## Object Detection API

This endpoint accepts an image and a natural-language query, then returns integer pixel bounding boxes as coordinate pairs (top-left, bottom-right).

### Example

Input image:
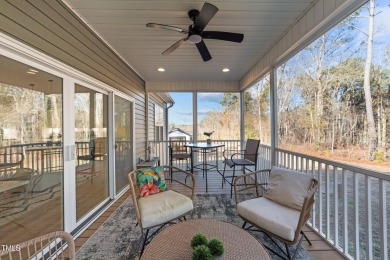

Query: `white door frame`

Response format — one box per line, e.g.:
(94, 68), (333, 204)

(0, 31), (136, 234)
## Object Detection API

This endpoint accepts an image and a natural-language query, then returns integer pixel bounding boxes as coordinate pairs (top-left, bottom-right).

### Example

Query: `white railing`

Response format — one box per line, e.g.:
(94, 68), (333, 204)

(148, 140), (388, 259)
(274, 147), (389, 260)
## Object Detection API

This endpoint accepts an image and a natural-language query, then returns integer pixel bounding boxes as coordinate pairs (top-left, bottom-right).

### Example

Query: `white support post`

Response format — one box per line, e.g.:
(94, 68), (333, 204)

(108, 92), (115, 199)
(334, 167), (339, 247)
(145, 93), (149, 159)
(193, 92), (197, 142)
(270, 68), (278, 166)
(240, 91), (245, 149)
(193, 92), (197, 165)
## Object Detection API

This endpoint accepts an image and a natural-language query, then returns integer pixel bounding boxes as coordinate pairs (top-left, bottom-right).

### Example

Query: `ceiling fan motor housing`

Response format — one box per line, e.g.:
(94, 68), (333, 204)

(188, 10), (203, 44)
(188, 9), (200, 21)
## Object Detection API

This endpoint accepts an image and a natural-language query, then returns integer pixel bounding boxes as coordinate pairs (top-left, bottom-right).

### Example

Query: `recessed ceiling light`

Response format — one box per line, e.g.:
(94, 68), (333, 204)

(158, 67), (165, 72)
(222, 68), (230, 72)
(27, 71), (36, 74)
(28, 69), (38, 73)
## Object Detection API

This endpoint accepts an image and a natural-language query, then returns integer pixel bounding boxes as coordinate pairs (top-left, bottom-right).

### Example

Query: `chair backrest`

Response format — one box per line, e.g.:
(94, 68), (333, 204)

(93, 137), (106, 157)
(0, 231), (75, 260)
(294, 178), (320, 242)
(0, 152), (24, 167)
(244, 139), (260, 163)
(169, 136), (187, 154)
(128, 170), (143, 229)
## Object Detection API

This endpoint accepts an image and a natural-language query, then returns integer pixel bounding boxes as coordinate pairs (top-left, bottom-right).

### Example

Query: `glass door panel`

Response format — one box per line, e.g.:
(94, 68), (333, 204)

(114, 96), (133, 194)
(74, 84), (109, 220)
(0, 55), (63, 245)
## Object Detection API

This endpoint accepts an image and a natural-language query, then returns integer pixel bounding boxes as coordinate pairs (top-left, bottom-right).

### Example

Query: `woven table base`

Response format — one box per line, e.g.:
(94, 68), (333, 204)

(141, 219), (271, 260)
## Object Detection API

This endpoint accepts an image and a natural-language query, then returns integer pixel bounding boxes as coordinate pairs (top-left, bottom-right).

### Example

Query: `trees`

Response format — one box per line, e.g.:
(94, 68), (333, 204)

(275, 0), (389, 162)
(362, 0), (377, 159)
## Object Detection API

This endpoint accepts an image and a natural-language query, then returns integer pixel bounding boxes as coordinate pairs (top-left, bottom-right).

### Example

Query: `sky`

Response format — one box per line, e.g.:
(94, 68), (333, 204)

(168, 0), (390, 127)
(169, 92), (226, 125)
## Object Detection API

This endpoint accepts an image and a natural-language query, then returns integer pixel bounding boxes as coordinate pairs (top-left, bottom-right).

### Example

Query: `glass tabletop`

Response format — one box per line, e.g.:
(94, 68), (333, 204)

(184, 143), (225, 149)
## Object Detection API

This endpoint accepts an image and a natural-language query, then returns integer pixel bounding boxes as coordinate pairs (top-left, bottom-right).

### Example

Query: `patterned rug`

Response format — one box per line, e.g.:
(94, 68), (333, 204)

(76, 194), (313, 260)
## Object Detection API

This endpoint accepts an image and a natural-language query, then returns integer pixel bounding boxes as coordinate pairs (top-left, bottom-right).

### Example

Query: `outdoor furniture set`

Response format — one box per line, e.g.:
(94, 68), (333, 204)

(128, 163), (319, 260)
(0, 143), (319, 260)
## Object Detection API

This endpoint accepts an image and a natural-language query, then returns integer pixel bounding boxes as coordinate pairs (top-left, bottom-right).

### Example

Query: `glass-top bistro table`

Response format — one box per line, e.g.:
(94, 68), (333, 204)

(184, 143), (225, 192)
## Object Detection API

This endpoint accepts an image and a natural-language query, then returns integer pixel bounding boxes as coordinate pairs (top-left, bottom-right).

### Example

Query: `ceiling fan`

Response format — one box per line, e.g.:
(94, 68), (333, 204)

(146, 2), (244, 62)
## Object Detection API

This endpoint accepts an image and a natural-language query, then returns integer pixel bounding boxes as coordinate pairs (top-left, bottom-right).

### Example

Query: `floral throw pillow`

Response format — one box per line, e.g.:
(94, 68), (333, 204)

(137, 166), (167, 197)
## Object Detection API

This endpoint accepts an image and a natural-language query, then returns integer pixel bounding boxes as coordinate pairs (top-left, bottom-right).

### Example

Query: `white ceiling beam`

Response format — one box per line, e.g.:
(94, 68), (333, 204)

(146, 81), (239, 92)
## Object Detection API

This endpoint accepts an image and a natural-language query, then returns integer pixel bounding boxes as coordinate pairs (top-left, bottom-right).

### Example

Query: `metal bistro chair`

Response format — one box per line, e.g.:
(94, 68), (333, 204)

(169, 137), (191, 171)
(221, 139), (260, 197)
(76, 137), (106, 183)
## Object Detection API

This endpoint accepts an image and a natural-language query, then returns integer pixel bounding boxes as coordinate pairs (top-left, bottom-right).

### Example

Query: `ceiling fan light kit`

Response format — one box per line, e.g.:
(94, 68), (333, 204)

(146, 2), (244, 62)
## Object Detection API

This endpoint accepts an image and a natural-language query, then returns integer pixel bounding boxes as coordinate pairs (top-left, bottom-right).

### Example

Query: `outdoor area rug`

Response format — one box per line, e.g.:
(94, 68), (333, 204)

(76, 194), (313, 260)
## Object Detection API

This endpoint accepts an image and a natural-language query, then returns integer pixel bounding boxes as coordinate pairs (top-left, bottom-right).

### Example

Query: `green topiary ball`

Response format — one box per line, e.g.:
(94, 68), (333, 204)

(191, 233), (208, 248)
(192, 245), (212, 260)
(208, 238), (224, 256)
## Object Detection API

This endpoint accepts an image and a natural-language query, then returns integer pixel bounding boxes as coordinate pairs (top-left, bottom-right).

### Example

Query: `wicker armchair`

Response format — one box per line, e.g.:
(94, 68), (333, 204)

(128, 166), (195, 256)
(0, 231), (75, 260)
(234, 168), (319, 260)
(0, 152), (24, 178)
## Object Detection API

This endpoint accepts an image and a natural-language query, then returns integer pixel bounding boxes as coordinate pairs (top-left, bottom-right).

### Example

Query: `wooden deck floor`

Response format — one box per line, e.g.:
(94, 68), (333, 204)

(73, 169), (347, 259)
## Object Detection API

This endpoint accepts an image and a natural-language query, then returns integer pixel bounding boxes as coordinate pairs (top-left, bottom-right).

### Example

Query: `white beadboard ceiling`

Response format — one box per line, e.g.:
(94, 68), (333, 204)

(63, 0), (315, 82)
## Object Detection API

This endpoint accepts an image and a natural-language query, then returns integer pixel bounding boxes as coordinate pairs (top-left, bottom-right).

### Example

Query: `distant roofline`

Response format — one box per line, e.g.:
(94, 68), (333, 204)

(168, 128), (192, 136)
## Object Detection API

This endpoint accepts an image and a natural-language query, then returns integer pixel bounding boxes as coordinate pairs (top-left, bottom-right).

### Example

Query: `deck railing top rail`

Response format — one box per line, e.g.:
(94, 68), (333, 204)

(272, 146), (390, 181)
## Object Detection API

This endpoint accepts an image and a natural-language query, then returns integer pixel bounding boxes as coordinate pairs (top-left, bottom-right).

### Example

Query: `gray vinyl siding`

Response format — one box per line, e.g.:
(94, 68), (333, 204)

(148, 93), (167, 141)
(0, 0), (147, 158)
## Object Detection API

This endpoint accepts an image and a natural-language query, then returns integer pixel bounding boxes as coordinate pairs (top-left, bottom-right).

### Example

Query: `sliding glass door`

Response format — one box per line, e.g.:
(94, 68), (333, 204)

(0, 55), (63, 245)
(74, 84), (109, 221)
(114, 95), (134, 195)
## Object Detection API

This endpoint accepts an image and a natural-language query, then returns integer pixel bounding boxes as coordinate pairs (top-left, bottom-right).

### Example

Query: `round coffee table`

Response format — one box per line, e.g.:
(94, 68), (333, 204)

(141, 219), (271, 260)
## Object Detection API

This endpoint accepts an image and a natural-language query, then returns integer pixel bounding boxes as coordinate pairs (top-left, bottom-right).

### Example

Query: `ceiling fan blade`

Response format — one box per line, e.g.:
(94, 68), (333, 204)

(195, 40), (212, 62)
(146, 23), (188, 34)
(202, 31), (244, 43)
(162, 37), (188, 55)
(195, 2), (219, 31)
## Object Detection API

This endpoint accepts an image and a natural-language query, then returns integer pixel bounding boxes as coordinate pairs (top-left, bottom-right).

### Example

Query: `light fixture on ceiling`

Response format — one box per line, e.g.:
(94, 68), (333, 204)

(222, 68), (230, 72)
(27, 68), (38, 74)
(158, 67), (165, 72)
(188, 34), (202, 44)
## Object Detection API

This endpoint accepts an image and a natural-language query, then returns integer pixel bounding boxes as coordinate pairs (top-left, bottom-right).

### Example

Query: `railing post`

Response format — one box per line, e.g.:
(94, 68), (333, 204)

(270, 68), (278, 166)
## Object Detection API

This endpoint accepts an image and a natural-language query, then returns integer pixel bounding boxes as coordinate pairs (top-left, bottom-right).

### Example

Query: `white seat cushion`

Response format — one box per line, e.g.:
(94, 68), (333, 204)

(237, 197), (300, 241)
(138, 190), (193, 229)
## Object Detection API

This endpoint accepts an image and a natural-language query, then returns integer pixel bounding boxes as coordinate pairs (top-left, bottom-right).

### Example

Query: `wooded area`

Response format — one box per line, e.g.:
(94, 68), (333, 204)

(182, 0), (389, 167)
(277, 0), (389, 163)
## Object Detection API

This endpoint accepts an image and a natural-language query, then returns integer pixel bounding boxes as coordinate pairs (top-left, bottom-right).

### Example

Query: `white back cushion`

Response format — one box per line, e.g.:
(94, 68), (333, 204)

(264, 167), (313, 210)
